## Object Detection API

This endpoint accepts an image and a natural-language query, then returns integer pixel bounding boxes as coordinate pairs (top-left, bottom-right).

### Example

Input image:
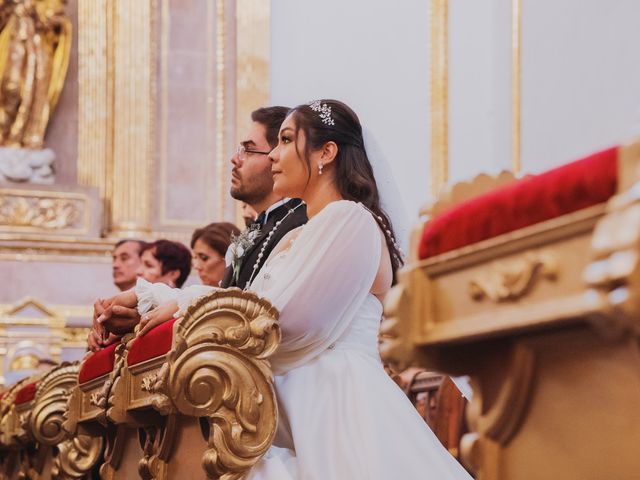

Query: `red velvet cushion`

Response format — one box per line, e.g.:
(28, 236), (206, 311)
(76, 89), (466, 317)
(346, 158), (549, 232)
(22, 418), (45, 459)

(419, 146), (618, 259)
(78, 342), (118, 384)
(127, 318), (177, 366)
(14, 381), (38, 405)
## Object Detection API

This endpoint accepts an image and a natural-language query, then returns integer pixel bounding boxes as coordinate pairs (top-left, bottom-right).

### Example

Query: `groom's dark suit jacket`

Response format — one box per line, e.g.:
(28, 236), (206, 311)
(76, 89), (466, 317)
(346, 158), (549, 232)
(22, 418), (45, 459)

(221, 198), (307, 290)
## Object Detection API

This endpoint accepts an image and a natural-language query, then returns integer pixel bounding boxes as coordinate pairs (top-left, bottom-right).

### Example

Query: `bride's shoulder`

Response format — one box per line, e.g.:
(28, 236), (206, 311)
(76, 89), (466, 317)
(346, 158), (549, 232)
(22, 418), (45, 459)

(312, 200), (377, 231)
(319, 200), (368, 218)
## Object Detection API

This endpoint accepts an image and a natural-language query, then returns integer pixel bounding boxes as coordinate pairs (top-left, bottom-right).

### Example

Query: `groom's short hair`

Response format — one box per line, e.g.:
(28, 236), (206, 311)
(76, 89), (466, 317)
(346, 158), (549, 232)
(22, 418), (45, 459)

(251, 106), (290, 149)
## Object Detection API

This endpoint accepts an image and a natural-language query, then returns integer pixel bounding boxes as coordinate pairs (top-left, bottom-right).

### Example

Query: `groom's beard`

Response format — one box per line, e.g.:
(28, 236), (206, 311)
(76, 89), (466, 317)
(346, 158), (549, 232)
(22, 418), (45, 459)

(230, 169), (274, 207)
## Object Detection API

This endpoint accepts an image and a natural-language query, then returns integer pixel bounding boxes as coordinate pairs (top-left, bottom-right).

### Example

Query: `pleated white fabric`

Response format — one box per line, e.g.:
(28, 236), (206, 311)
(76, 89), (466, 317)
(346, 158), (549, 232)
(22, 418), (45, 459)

(245, 200), (472, 480)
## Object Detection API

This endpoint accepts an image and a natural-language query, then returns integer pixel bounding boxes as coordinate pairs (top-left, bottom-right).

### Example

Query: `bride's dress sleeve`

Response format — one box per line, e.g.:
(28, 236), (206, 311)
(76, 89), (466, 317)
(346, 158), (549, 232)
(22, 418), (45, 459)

(135, 277), (215, 314)
(251, 201), (381, 370)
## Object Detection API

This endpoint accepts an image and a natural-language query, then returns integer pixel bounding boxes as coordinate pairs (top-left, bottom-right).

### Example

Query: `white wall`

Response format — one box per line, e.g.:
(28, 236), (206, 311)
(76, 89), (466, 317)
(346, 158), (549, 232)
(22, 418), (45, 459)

(521, 0), (640, 173)
(449, 0), (512, 183)
(270, 0), (640, 242)
(270, 0), (430, 246)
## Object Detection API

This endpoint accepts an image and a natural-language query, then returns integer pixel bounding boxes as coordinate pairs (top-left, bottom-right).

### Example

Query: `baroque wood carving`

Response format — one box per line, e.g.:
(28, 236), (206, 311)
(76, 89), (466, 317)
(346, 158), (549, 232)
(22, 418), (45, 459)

(583, 184), (640, 339)
(468, 251), (558, 302)
(0, 195), (83, 230)
(168, 289), (280, 479)
(33, 363), (103, 479)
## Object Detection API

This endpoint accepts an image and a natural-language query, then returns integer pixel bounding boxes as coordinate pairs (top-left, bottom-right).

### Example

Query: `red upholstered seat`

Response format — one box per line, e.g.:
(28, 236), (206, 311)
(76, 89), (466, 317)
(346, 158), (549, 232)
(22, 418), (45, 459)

(127, 318), (177, 366)
(419, 146), (618, 259)
(14, 381), (38, 405)
(78, 342), (118, 384)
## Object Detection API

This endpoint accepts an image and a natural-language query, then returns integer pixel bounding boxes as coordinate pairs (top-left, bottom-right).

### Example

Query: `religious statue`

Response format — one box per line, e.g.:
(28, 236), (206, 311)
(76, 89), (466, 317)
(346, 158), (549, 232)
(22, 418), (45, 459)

(0, 0), (71, 183)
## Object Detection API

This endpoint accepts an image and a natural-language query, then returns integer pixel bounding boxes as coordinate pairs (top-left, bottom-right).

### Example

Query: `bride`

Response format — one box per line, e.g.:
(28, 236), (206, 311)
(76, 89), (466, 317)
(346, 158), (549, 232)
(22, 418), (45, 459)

(115, 100), (472, 479)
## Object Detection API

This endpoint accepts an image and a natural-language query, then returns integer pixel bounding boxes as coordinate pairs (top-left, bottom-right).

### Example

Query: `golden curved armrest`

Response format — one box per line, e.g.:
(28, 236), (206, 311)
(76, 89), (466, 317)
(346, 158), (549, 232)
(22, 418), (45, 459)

(66, 288), (280, 480)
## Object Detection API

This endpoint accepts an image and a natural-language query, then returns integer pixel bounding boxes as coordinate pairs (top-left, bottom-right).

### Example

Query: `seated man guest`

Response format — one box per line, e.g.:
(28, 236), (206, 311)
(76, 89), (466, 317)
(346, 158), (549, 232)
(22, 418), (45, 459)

(112, 239), (148, 291)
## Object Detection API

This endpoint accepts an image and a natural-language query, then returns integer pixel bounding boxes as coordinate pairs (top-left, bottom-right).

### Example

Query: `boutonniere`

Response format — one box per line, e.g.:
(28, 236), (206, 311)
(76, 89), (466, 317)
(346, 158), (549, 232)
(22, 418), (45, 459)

(225, 224), (261, 283)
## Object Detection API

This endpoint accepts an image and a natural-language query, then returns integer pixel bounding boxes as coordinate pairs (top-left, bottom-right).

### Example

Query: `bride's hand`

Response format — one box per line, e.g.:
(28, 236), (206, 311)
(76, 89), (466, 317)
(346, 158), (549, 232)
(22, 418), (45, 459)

(137, 301), (179, 337)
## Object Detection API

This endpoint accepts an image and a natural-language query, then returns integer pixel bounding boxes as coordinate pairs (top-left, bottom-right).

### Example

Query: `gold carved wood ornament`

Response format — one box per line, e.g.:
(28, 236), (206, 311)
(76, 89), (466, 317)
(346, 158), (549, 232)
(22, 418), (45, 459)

(0, 193), (84, 230)
(65, 288), (281, 480)
(469, 252), (558, 302)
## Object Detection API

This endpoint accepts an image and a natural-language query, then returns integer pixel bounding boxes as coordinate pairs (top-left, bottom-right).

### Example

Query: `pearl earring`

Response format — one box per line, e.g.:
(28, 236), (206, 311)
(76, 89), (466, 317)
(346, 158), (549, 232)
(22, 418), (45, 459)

(318, 162), (324, 175)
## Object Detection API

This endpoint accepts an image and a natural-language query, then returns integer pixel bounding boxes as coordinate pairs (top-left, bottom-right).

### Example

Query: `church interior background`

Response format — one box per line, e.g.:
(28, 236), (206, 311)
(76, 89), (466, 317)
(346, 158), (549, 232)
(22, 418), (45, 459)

(1, 0), (640, 478)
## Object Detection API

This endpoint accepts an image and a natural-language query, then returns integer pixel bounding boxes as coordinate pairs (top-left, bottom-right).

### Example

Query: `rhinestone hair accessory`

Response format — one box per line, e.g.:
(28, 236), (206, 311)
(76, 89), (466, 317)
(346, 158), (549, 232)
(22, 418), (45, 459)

(308, 100), (335, 126)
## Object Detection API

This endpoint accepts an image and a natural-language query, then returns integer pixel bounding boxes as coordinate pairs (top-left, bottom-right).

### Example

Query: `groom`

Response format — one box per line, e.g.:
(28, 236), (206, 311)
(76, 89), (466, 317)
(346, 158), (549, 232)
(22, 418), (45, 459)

(222, 106), (307, 289)
(90, 106), (306, 347)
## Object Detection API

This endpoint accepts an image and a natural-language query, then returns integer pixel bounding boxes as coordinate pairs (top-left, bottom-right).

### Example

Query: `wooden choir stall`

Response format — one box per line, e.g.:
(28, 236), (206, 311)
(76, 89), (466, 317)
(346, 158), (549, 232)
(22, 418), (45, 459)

(382, 139), (640, 480)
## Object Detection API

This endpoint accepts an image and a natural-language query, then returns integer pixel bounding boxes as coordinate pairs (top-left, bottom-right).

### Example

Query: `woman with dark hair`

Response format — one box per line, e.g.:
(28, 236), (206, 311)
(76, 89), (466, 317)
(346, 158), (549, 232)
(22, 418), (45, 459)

(132, 100), (471, 479)
(137, 239), (192, 288)
(191, 222), (240, 286)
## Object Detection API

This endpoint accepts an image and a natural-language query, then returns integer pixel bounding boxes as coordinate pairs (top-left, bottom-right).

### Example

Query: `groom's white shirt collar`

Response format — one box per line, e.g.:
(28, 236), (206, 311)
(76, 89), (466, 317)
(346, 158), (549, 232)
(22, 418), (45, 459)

(262, 198), (291, 224)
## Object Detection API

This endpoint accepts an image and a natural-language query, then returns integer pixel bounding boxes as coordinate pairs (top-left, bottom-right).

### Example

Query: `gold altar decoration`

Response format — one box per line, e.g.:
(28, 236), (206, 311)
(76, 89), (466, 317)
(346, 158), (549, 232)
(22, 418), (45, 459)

(0, 0), (71, 149)
(382, 138), (640, 480)
(65, 288), (280, 480)
(0, 189), (87, 232)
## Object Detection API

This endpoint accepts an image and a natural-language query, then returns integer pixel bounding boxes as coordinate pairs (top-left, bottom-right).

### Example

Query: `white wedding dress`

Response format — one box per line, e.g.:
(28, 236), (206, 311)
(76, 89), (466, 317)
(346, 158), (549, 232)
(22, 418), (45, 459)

(243, 200), (472, 480)
(136, 200), (471, 479)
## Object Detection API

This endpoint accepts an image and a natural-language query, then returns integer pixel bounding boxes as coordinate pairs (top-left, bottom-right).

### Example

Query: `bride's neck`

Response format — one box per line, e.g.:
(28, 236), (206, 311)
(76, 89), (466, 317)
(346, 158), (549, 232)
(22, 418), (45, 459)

(302, 179), (343, 219)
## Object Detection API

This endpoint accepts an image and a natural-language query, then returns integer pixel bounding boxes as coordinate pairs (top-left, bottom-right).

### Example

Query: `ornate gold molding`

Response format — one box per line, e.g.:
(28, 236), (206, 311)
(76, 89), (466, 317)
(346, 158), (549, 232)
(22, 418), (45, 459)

(429, 0), (523, 195)
(430, 0), (449, 197)
(469, 252), (558, 302)
(511, 0), (522, 174)
(63, 327), (92, 347)
(0, 189), (89, 234)
(171, 289), (280, 478)
(110, 0), (155, 237)
(77, 0), (113, 218)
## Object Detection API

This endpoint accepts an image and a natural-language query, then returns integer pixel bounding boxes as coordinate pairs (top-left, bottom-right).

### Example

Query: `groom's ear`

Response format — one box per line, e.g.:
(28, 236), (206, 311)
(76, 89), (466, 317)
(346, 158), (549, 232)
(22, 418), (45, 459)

(320, 141), (339, 165)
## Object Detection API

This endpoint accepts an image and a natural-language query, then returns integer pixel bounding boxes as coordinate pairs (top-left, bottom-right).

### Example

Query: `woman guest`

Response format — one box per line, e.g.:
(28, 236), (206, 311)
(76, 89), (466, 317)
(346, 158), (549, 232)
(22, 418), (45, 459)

(191, 222), (240, 286)
(137, 239), (192, 288)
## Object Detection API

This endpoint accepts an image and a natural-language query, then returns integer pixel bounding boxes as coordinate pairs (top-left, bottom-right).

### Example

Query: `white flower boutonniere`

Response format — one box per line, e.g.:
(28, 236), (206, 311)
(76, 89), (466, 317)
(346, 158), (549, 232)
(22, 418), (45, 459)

(226, 224), (262, 283)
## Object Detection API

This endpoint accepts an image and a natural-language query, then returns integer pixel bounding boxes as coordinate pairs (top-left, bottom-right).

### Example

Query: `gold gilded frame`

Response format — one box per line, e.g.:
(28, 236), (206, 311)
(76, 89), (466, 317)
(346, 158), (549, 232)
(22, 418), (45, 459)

(429, 0), (522, 197)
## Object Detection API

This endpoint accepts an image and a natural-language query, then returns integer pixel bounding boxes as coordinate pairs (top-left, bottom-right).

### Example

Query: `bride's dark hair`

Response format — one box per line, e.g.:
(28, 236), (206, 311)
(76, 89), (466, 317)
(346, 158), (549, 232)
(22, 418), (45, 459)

(288, 99), (403, 277)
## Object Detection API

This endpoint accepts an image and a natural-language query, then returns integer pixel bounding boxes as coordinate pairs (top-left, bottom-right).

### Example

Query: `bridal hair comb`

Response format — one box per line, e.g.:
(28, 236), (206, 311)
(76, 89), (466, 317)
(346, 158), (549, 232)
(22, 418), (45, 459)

(308, 100), (335, 126)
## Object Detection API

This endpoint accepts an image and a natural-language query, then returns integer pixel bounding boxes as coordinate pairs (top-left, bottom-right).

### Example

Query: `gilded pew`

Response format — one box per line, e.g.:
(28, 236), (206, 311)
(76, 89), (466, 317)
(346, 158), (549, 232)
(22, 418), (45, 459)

(65, 289), (280, 480)
(382, 141), (640, 480)
(0, 363), (99, 480)
(0, 377), (39, 479)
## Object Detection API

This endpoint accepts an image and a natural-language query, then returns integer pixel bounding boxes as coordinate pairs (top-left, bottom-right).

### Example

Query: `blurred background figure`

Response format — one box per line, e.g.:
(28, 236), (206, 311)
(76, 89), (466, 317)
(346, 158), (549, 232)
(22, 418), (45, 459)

(112, 239), (148, 291)
(191, 222), (240, 287)
(137, 239), (191, 288)
(240, 202), (258, 227)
